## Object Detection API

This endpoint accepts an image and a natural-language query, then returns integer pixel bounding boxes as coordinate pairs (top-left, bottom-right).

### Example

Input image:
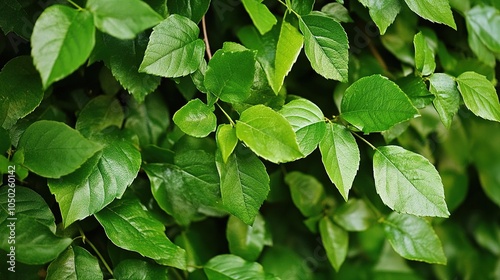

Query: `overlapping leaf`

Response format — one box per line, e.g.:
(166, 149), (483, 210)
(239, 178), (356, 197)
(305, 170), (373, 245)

(46, 246), (103, 280)
(359, 0), (401, 34)
(456, 71), (500, 122)
(319, 216), (348, 271)
(403, 0), (456, 29)
(242, 0), (277, 34)
(173, 99), (217, 137)
(429, 73), (460, 128)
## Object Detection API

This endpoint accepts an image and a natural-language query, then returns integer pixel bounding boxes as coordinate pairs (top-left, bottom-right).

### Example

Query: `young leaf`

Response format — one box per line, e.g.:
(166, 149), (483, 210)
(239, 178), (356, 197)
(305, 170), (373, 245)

(76, 95), (124, 137)
(236, 105), (303, 163)
(373, 145), (450, 217)
(319, 122), (360, 200)
(31, 5), (95, 88)
(216, 144), (270, 225)
(204, 47), (256, 103)
(140, 15), (205, 78)
(216, 124), (238, 163)
(204, 254), (277, 279)
(383, 212), (447, 264)
(167, 0), (210, 24)
(319, 216), (348, 271)
(299, 14), (349, 82)
(114, 259), (170, 280)
(429, 73), (460, 128)
(414, 32), (436, 76)
(284, 171), (326, 217)
(241, 0), (277, 35)
(18, 120), (102, 178)
(403, 0), (456, 29)
(173, 98), (217, 138)
(0, 56), (43, 129)
(86, 0), (162, 40)
(94, 198), (187, 270)
(279, 98), (326, 156)
(46, 246), (103, 280)
(466, 6), (500, 53)
(341, 75), (419, 133)
(333, 199), (377, 231)
(456, 71), (500, 122)
(226, 214), (268, 261)
(358, 0), (401, 34)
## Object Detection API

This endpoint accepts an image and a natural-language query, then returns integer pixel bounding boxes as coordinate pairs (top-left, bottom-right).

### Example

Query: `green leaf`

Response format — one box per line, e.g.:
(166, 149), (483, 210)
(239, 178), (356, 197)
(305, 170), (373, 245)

(173, 99), (217, 138)
(373, 145), (450, 217)
(341, 75), (419, 133)
(0, 56), (43, 129)
(86, 0), (162, 40)
(403, 0), (456, 29)
(0, 0), (31, 39)
(76, 95), (124, 137)
(204, 254), (278, 279)
(48, 129), (141, 227)
(319, 122), (360, 200)
(429, 73), (460, 128)
(395, 75), (434, 109)
(167, 0), (210, 24)
(18, 120), (102, 178)
(466, 6), (500, 53)
(456, 71), (500, 122)
(204, 47), (256, 103)
(383, 212), (447, 264)
(290, 0), (315, 15)
(216, 124), (238, 163)
(242, 0), (277, 35)
(334, 199), (377, 231)
(94, 198), (187, 269)
(46, 246), (103, 280)
(226, 214), (268, 261)
(321, 3), (353, 23)
(414, 31), (436, 76)
(31, 5), (95, 88)
(260, 247), (312, 279)
(299, 14), (349, 82)
(284, 171), (326, 217)
(235, 105), (303, 163)
(279, 98), (326, 156)
(140, 14), (205, 78)
(114, 259), (170, 280)
(216, 144), (269, 225)
(319, 216), (348, 271)
(359, 0), (401, 34)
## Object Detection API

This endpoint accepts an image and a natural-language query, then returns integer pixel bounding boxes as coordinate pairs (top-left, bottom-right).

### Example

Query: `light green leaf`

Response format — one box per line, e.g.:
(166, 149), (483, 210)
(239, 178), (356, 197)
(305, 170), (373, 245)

(86, 0), (162, 40)
(204, 254), (278, 279)
(31, 5), (95, 88)
(242, 0), (277, 34)
(216, 144), (270, 225)
(403, 0), (456, 29)
(167, 0), (210, 24)
(0, 56), (43, 129)
(334, 199), (377, 231)
(319, 122), (359, 200)
(456, 71), (500, 122)
(359, 0), (401, 34)
(76, 95), (124, 137)
(466, 6), (500, 53)
(284, 171), (326, 217)
(216, 124), (238, 163)
(114, 259), (170, 280)
(373, 145), (450, 217)
(140, 14), (205, 78)
(341, 75), (419, 133)
(46, 246), (103, 280)
(48, 130), (141, 227)
(95, 198), (187, 269)
(429, 73), (460, 128)
(383, 212), (447, 264)
(466, 20), (496, 67)
(414, 31), (436, 76)
(173, 99), (217, 138)
(226, 214), (268, 261)
(279, 98), (326, 156)
(236, 105), (303, 163)
(319, 216), (348, 271)
(204, 47), (256, 103)
(299, 14), (349, 82)
(18, 120), (102, 178)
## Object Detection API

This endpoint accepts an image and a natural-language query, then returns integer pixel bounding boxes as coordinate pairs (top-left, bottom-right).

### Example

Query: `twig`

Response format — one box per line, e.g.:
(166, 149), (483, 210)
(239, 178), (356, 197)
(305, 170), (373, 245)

(202, 16), (212, 60)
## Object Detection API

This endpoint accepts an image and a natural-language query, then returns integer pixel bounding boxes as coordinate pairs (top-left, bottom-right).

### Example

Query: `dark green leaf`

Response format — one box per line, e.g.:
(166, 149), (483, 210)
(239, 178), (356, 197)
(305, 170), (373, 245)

(403, 0), (456, 29)
(414, 31), (436, 76)
(95, 198), (187, 269)
(167, 0), (210, 24)
(31, 5), (95, 88)
(395, 75), (434, 109)
(373, 145), (449, 217)
(204, 254), (278, 279)
(76, 95), (124, 137)
(429, 73), (460, 128)
(242, 0), (277, 34)
(216, 124), (238, 163)
(333, 199), (377, 231)
(285, 171), (326, 217)
(359, 0), (401, 34)
(320, 216), (348, 271)
(456, 71), (500, 122)
(320, 3), (353, 23)
(291, 0), (315, 15)
(341, 75), (419, 133)
(383, 212), (447, 264)
(0, 0), (30, 39)
(114, 259), (170, 280)
(173, 99), (217, 138)
(46, 246), (103, 280)
(226, 214), (268, 261)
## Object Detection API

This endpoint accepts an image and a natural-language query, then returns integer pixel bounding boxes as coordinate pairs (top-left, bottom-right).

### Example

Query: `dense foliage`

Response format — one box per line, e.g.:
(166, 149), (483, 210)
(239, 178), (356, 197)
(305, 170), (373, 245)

(1, 0), (500, 279)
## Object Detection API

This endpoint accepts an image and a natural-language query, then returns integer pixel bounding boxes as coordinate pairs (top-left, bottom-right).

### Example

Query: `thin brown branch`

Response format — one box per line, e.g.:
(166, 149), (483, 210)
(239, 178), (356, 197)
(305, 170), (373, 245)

(202, 16), (212, 60)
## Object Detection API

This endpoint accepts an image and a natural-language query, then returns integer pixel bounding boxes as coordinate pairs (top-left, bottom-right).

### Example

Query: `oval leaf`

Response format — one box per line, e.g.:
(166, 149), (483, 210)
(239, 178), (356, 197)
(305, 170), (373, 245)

(284, 171), (326, 217)
(204, 254), (276, 279)
(403, 0), (456, 29)
(46, 246), (103, 280)
(333, 198), (377, 231)
(341, 75), (419, 133)
(373, 145), (450, 217)
(114, 259), (170, 280)
(216, 124), (238, 163)
(226, 214), (268, 261)
(173, 98), (217, 138)
(236, 105), (303, 163)
(456, 71), (500, 122)
(76, 95), (124, 137)
(429, 73), (460, 128)
(466, 6), (500, 53)
(319, 216), (348, 271)
(242, 0), (277, 34)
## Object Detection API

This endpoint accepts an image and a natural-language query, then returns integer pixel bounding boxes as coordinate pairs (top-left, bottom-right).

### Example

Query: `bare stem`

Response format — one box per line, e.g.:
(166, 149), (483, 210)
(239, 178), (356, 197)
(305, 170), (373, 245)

(78, 225), (114, 277)
(351, 131), (377, 150)
(202, 16), (212, 60)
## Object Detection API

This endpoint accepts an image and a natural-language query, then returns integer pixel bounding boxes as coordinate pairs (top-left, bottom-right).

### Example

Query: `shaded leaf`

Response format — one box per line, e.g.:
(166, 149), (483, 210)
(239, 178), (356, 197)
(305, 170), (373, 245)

(204, 254), (278, 279)
(76, 95), (124, 137)
(46, 246), (103, 280)
(114, 259), (170, 280)
(167, 0), (210, 24)
(226, 214), (268, 261)
(285, 171), (326, 217)
(320, 216), (348, 271)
